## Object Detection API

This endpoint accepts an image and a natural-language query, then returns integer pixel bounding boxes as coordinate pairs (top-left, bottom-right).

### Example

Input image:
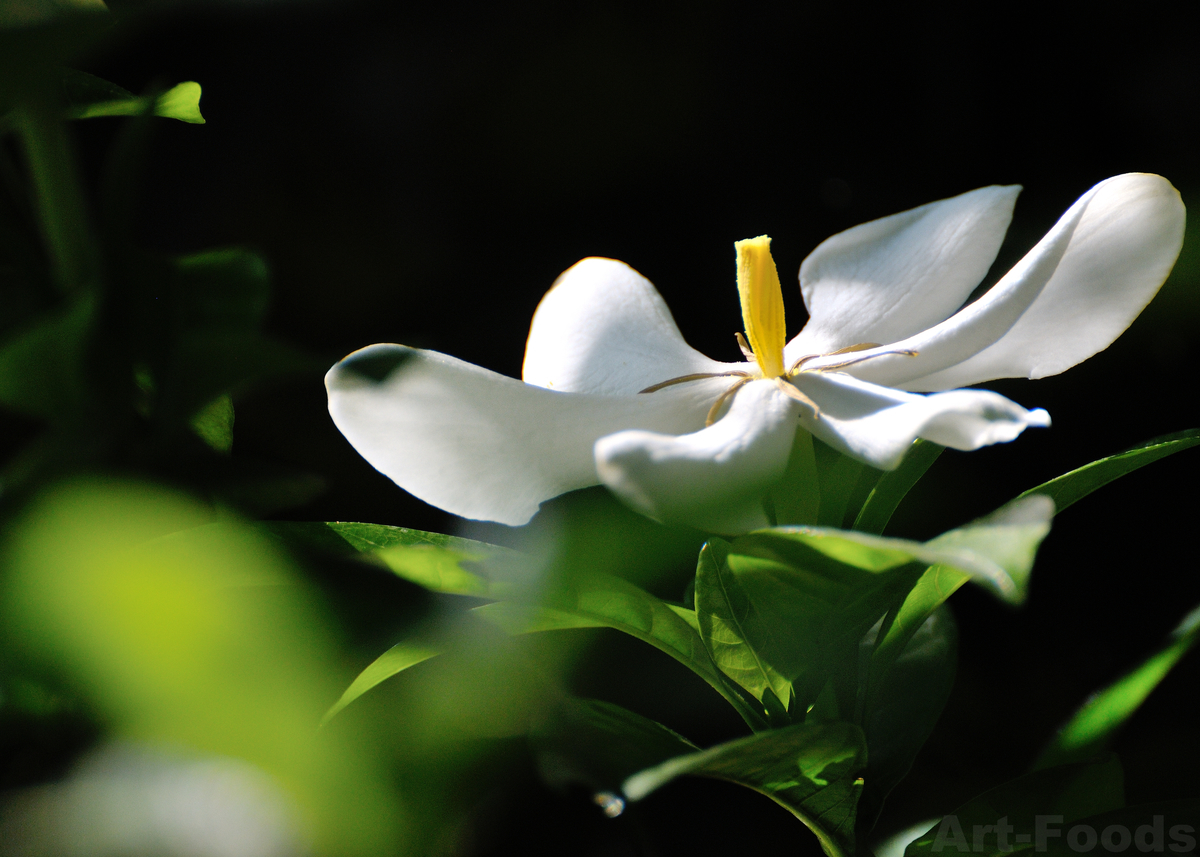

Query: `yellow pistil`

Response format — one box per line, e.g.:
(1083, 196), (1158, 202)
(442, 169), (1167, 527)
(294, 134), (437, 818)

(735, 235), (787, 379)
(637, 236), (917, 427)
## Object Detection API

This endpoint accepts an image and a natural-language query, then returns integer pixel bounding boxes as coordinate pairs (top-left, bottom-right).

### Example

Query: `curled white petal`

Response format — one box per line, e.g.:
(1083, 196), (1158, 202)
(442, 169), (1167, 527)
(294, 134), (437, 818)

(327, 344), (725, 525)
(804, 174), (1185, 390)
(904, 173), (1185, 389)
(795, 372), (1051, 470)
(788, 184), (1020, 357)
(594, 380), (802, 533)
(522, 257), (732, 395)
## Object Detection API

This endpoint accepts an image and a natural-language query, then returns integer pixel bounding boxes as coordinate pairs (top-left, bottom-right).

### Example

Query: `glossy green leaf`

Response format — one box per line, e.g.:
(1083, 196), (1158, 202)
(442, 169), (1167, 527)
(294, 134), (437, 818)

(1036, 604), (1200, 769)
(853, 440), (944, 535)
(624, 721), (867, 857)
(531, 697), (699, 792)
(905, 755), (1124, 857)
(1017, 428), (1200, 514)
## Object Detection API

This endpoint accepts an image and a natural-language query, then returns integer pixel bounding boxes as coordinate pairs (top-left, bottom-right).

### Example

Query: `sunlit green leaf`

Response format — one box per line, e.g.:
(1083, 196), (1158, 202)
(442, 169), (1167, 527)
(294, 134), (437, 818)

(695, 538), (792, 712)
(904, 755), (1124, 857)
(1035, 604), (1200, 769)
(322, 640), (442, 725)
(531, 697), (699, 792)
(624, 721), (867, 857)
(1017, 428), (1200, 514)
(66, 79), (205, 124)
(853, 440), (944, 535)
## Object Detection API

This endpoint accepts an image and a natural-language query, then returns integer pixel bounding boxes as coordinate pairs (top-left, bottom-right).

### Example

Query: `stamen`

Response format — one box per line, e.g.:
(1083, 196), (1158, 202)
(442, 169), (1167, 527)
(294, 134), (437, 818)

(734, 331), (756, 362)
(639, 371), (750, 394)
(789, 342), (882, 373)
(807, 348), (918, 373)
(774, 377), (820, 418)
(705, 377), (753, 426)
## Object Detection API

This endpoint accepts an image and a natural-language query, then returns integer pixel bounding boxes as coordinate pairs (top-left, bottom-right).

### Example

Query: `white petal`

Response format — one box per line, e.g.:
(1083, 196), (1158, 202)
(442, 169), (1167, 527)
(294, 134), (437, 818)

(595, 380), (802, 533)
(327, 344), (725, 525)
(808, 174), (1185, 390)
(786, 184), (1020, 358)
(904, 173), (1185, 390)
(794, 372), (1051, 470)
(522, 257), (733, 395)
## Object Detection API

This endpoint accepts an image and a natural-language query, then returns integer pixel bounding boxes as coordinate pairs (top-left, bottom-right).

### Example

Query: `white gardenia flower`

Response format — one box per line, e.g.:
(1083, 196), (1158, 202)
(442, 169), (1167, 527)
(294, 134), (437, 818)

(326, 173), (1184, 533)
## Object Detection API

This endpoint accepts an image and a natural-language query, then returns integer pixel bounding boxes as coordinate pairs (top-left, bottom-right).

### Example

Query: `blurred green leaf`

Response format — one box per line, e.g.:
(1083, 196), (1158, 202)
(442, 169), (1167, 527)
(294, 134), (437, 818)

(61, 71), (205, 124)
(624, 721), (867, 857)
(853, 440), (944, 535)
(1035, 603), (1200, 770)
(319, 603), (605, 725)
(531, 697), (699, 792)
(322, 640), (443, 725)
(905, 756), (1125, 857)
(0, 478), (405, 855)
(171, 248), (270, 330)
(0, 292), (92, 422)
(189, 393), (233, 452)
(1016, 428), (1200, 514)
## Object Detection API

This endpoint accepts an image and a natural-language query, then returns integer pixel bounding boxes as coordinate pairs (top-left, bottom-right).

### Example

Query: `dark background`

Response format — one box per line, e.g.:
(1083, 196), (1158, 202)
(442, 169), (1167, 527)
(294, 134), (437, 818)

(65, 1), (1200, 853)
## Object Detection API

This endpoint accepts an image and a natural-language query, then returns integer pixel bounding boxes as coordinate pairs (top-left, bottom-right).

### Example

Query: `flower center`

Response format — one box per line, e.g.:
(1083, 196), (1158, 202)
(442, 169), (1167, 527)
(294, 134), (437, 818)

(639, 235), (916, 426)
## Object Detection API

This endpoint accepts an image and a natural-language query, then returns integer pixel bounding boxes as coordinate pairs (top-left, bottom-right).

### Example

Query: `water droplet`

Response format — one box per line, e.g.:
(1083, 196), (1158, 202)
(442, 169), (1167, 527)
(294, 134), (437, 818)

(592, 791), (625, 818)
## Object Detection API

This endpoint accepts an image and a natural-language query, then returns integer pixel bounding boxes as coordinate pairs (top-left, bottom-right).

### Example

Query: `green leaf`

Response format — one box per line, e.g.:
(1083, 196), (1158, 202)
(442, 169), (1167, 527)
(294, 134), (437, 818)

(1035, 603), (1200, 769)
(257, 521), (529, 598)
(766, 428), (821, 526)
(540, 570), (768, 730)
(1016, 428), (1200, 515)
(171, 248), (271, 330)
(531, 697), (699, 792)
(322, 640), (442, 725)
(814, 437), (869, 528)
(904, 755), (1125, 857)
(624, 721), (867, 857)
(858, 605), (957, 829)
(66, 78), (206, 124)
(853, 440), (944, 535)
(704, 530), (924, 718)
(0, 293), (93, 422)
(695, 538), (793, 713)
(189, 393), (233, 452)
